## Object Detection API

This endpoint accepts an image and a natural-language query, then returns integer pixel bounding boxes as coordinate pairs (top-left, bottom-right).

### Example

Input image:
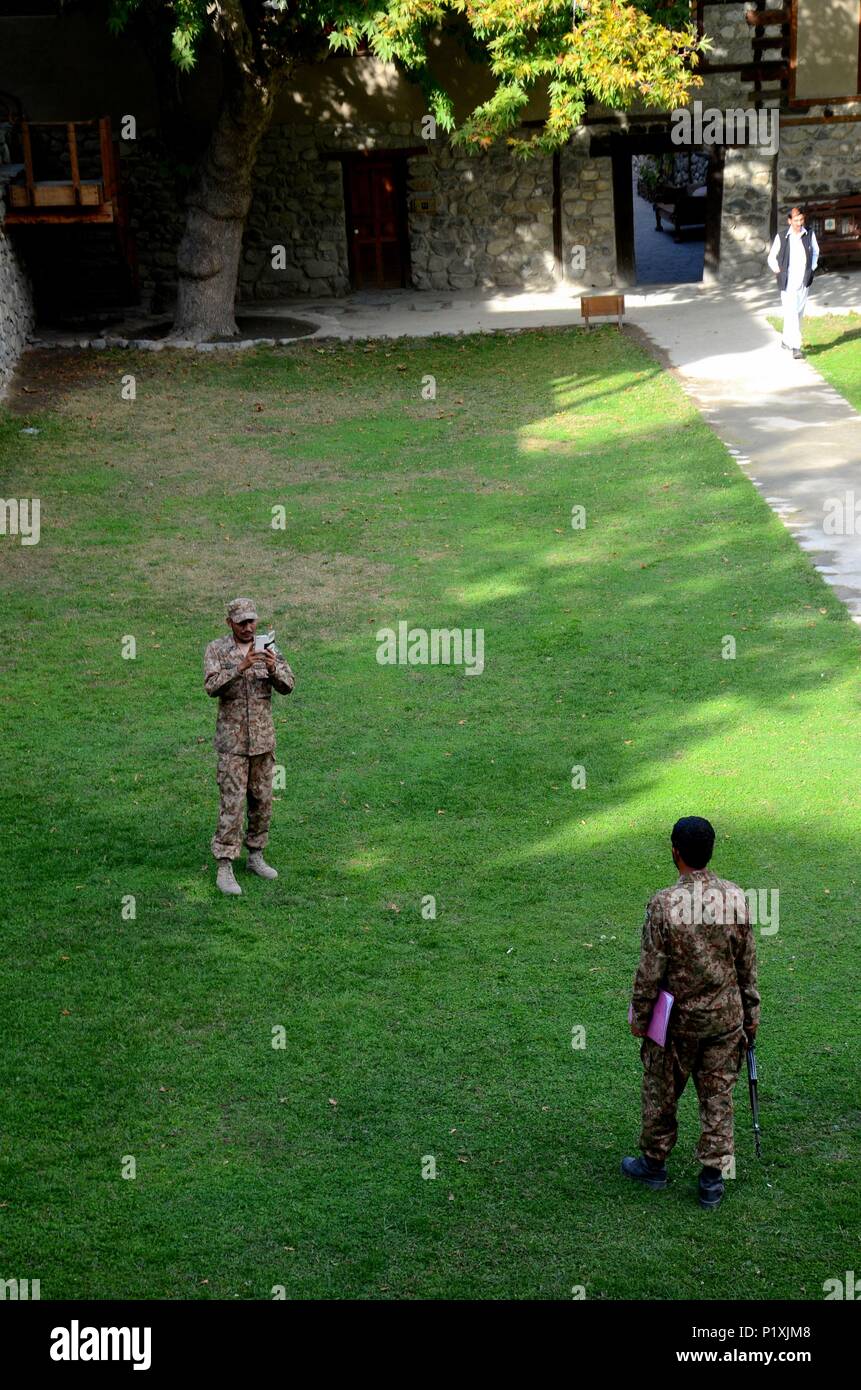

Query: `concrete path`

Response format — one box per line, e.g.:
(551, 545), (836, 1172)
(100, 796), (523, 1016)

(623, 276), (861, 625)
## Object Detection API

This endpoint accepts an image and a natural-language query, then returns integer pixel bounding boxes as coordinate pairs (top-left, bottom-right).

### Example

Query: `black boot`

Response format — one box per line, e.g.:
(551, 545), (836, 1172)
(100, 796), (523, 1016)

(699, 1165), (725, 1210)
(620, 1154), (668, 1190)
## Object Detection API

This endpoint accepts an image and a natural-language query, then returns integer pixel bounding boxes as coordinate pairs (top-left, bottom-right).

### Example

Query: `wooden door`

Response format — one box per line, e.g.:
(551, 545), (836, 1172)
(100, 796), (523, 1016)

(345, 157), (408, 289)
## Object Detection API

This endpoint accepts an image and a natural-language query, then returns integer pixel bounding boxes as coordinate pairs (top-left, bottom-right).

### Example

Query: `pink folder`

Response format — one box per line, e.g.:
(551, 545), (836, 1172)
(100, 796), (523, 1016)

(629, 990), (674, 1047)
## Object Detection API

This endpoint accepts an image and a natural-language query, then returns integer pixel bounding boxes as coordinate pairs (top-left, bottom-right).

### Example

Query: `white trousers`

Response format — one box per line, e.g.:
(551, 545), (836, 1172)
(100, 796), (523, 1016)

(780, 285), (810, 350)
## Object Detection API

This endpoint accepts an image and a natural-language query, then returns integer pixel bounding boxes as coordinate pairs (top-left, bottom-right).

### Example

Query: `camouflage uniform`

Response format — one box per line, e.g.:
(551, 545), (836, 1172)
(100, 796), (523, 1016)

(631, 868), (761, 1169)
(203, 634), (295, 860)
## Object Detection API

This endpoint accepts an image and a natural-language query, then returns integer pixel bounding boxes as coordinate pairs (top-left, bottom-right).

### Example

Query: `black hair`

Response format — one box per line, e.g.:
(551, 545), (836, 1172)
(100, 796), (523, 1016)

(671, 816), (715, 869)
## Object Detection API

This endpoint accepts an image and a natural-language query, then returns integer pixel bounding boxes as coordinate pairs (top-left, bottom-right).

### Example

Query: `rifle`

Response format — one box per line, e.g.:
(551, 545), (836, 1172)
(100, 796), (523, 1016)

(747, 1043), (762, 1158)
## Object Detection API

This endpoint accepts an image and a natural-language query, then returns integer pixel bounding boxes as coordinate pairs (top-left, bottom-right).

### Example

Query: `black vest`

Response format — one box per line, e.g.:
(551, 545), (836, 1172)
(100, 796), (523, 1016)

(777, 229), (815, 292)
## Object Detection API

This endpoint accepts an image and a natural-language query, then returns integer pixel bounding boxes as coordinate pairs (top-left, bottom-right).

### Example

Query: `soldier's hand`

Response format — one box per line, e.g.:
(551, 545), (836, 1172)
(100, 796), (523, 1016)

(744, 1023), (758, 1047)
(262, 647), (277, 672)
(630, 1021), (646, 1038)
(239, 650), (266, 672)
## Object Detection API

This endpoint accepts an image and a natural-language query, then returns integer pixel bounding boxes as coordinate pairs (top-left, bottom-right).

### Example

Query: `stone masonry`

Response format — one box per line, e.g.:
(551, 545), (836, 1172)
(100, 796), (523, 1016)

(0, 125), (35, 394)
(239, 119), (615, 300)
(699, 1), (861, 283)
(112, 118), (616, 307)
(3, 1), (860, 313)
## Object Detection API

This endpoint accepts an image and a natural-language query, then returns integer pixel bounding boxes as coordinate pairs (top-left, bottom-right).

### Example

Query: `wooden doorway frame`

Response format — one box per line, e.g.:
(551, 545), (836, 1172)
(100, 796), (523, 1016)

(338, 148), (417, 291)
(592, 129), (725, 287)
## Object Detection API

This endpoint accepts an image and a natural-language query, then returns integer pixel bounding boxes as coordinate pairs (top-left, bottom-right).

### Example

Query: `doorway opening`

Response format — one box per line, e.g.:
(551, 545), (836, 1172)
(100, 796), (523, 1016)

(632, 152), (707, 285)
(343, 152), (411, 290)
(603, 135), (724, 288)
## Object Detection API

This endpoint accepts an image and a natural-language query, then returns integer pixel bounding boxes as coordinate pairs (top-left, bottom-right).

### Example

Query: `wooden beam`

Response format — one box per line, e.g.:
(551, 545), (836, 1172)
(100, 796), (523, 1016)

(21, 120), (35, 207)
(9, 181), (103, 208)
(319, 146), (428, 161)
(751, 35), (788, 54)
(740, 60), (789, 81)
(67, 122), (81, 207)
(745, 8), (789, 25)
(4, 208), (115, 225)
(782, 113), (861, 125)
(99, 116), (116, 206)
(699, 59), (788, 78)
(703, 146), (725, 285)
(611, 149), (635, 287)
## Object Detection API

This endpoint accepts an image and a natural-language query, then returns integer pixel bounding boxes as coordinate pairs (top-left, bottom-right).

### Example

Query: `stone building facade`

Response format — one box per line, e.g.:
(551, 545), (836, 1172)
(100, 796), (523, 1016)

(0, 1), (859, 324)
(228, 121), (614, 301)
(0, 215), (34, 394)
(0, 124), (35, 394)
(118, 1), (861, 306)
(698, 1), (861, 281)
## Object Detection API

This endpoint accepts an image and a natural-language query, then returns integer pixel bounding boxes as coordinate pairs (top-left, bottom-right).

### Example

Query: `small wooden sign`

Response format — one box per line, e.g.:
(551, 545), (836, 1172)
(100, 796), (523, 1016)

(580, 293), (625, 329)
(411, 195), (436, 215)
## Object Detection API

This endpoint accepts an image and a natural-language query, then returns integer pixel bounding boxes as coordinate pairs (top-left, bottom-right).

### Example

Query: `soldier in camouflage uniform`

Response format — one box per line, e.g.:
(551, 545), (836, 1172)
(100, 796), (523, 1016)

(621, 816), (761, 1209)
(203, 597), (295, 896)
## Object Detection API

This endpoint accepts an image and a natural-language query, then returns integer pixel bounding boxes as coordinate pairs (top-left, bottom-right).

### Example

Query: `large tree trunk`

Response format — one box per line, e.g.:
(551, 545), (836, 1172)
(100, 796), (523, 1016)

(171, 71), (283, 342)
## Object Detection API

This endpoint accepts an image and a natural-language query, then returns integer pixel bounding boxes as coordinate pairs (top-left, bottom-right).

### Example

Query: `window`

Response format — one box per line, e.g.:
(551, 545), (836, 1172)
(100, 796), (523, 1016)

(790, 0), (861, 105)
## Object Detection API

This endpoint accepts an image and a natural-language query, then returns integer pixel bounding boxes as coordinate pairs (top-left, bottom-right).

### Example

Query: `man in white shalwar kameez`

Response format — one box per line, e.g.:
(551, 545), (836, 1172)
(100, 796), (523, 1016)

(767, 207), (820, 359)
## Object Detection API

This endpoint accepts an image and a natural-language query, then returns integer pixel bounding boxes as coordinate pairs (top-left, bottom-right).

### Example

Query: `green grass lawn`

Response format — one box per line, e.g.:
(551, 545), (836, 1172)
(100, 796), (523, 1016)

(770, 310), (861, 407)
(803, 312), (861, 407)
(1, 326), (859, 1301)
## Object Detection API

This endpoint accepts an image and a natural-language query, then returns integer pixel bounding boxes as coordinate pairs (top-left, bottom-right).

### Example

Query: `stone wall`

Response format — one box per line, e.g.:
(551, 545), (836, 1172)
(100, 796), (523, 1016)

(779, 120), (861, 207)
(701, 2), (756, 83)
(0, 126), (35, 395)
(118, 132), (189, 312)
(120, 117), (617, 306)
(720, 146), (776, 282)
(408, 137), (556, 292)
(560, 138), (615, 289)
(0, 218), (34, 394)
(240, 119), (615, 299)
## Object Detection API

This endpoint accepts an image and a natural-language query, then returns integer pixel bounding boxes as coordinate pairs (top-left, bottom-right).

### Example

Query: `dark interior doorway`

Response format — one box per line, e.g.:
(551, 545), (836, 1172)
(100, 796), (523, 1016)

(632, 152), (706, 286)
(600, 133), (724, 289)
(343, 153), (411, 290)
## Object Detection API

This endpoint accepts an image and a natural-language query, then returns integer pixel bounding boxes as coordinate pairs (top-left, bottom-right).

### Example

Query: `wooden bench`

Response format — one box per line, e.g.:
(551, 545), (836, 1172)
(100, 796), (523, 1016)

(580, 294), (625, 330)
(801, 193), (861, 264)
(654, 184), (707, 241)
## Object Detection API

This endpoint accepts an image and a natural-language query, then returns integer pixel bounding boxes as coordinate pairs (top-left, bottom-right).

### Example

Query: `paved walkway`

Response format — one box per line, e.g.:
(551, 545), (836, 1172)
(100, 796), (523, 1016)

(624, 276), (861, 625)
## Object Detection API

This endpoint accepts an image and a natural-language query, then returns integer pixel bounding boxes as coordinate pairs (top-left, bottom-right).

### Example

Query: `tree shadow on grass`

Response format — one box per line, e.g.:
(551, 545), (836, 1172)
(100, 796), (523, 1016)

(805, 324), (861, 357)
(3, 325), (860, 1296)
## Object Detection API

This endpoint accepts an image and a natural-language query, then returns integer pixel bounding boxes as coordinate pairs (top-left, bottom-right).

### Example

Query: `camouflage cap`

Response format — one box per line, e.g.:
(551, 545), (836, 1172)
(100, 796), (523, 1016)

(227, 597), (258, 622)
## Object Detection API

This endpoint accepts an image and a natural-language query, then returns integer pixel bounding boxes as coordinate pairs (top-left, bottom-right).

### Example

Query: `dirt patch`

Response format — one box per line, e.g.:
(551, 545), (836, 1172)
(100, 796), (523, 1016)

(127, 535), (395, 628)
(143, 315), (318, 342)
(518, 436), (582, 454)
(4, 349), (125, 415)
